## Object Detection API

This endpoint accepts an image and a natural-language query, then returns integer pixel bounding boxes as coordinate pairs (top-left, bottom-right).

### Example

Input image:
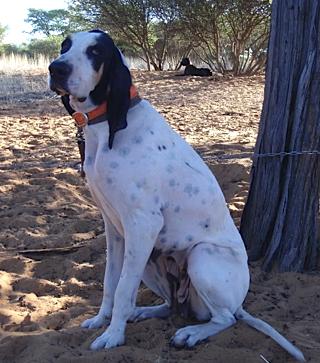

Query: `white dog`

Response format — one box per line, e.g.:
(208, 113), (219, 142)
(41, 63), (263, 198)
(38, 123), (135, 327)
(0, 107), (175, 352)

(49, 30), (305, 361)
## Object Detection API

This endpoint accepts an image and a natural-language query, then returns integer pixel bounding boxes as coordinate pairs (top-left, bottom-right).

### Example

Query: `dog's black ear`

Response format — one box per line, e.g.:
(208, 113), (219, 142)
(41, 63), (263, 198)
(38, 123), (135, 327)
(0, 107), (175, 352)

(61, 95), (75, 116)
(106, 47), (132, 149)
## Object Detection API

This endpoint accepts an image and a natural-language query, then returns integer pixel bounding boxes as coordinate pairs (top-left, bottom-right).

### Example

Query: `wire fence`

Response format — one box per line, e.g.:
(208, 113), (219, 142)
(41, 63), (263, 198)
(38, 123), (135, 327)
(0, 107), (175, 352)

(200, 149), (320, 162)
(1, 149), (319, 172)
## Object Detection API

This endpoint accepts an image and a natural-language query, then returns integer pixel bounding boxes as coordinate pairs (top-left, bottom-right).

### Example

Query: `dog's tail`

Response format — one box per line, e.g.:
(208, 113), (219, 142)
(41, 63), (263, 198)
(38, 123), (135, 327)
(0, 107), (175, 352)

(235, 307), (305, 362)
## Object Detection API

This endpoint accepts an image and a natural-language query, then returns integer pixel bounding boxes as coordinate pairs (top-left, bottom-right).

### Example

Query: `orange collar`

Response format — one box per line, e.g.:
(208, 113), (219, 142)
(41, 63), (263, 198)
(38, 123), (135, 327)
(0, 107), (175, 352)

(72, 85), (139, 128)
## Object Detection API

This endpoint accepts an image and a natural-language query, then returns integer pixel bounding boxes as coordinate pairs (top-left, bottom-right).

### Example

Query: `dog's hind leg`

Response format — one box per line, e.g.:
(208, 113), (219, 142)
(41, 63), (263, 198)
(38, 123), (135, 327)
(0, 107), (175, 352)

(171, 242), (249, 347)
(171, 308), (236, 348)
(172, 243), (306, 361)
(131, 303), (171, 322)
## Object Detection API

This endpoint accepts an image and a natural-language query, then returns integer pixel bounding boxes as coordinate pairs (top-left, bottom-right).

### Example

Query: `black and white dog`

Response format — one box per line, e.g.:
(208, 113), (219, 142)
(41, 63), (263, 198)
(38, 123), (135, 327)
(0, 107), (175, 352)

(48, 30), (305, 361)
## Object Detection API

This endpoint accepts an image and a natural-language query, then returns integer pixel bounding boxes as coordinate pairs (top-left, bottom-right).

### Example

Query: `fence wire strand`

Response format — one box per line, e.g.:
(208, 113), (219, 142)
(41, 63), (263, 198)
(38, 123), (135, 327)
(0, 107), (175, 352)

(200, 150), (320, 162)
(1, 150), (319, 172)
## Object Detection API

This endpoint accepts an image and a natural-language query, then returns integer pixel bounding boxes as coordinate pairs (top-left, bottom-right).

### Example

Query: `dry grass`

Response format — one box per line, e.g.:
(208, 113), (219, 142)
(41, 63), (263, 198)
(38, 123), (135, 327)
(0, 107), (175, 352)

(0, 53), (49, 74)
(0, 54), (50, 103)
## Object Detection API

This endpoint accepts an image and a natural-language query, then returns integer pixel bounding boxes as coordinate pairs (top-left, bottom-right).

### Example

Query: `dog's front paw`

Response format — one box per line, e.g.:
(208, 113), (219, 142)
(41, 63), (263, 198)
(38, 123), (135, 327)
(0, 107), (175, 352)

(90, 329), (125, 350)
(81, 313), (109, 329)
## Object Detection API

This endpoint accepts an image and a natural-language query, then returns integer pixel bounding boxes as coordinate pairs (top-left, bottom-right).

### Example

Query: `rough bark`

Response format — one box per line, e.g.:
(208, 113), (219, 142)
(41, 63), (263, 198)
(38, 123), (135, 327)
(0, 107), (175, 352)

(240, 0), (320, 272)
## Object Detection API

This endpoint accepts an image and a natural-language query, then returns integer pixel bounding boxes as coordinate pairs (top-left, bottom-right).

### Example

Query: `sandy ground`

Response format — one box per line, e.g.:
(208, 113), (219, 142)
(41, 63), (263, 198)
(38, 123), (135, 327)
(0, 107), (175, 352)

(0, 71), (319, 363)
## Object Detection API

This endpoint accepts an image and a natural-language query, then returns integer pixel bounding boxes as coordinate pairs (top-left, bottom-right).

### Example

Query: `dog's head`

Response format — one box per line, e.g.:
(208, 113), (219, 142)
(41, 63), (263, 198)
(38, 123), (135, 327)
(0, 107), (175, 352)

(180, 58), (191, 67)
(49, 30), (132, 148)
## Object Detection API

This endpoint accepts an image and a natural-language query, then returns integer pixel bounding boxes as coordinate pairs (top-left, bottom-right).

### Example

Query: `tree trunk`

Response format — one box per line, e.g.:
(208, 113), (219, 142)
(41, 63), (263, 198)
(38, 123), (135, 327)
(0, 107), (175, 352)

(240, 0), (320, 272)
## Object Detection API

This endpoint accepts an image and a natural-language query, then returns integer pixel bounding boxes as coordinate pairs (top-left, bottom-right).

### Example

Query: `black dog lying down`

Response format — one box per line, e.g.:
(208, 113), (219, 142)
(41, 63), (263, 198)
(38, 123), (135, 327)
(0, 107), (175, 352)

(178, 57), (212, 77)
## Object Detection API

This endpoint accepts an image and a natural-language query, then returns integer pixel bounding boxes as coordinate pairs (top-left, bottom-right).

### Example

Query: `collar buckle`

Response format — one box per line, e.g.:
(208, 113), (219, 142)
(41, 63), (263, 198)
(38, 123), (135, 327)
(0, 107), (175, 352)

(72, 112), (89, 128)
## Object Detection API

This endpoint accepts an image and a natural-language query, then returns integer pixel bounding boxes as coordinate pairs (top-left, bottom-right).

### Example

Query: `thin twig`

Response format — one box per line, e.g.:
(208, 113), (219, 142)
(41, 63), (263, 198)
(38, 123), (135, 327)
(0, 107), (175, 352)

(260, 354), (271, 363)
(6, 241), (95, 256)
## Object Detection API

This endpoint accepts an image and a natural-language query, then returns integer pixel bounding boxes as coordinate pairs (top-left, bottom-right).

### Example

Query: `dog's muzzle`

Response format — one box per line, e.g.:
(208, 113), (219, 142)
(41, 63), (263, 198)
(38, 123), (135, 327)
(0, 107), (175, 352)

(48, 60), (72, 95)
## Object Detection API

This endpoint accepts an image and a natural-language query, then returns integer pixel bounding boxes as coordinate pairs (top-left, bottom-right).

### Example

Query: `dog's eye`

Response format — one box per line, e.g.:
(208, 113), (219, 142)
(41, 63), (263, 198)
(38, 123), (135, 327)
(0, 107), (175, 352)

(88, 46), (100, 56)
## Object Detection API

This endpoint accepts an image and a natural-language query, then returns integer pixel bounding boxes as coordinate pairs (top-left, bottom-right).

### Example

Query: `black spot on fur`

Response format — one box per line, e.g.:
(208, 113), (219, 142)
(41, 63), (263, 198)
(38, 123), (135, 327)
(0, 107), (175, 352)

(158, 145), (167, 151)
(204, 247), (214, 255)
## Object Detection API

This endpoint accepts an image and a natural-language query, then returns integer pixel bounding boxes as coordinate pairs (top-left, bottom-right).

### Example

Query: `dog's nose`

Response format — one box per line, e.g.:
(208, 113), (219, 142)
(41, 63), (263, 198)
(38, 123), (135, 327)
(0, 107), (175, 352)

(49, 60), (72, 79)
